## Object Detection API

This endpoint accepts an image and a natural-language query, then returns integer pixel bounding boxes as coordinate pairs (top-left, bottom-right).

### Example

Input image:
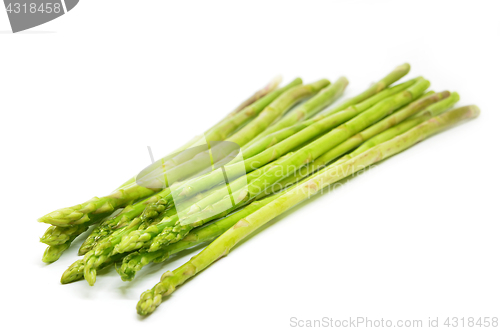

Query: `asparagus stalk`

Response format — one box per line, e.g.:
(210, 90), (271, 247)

(201, 78), (302, 142)
(38, 182), (158, 227)
(248, 77), (348, 142)
(61, 254), (126, 284)
(225, 76), (282, 117)
(136, 105), (480, 315)
(337, 91), (461, 163)
(226, 79), (330, 147)
(41, 224), (91, 246)
(240, 78), (418, 160)
(311, 63), (411, 121)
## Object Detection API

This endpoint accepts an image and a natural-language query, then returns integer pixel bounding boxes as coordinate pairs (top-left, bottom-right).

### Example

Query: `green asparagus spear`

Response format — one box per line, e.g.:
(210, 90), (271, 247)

(226, 79), (330, 147)
(250, 63), (411, 145)
(248, 77), (348, 141)
(224, 76), (282, 118)
(61, 254), (126, 284)
(136, 105), (480, 315)
(201, 78), (302, 143)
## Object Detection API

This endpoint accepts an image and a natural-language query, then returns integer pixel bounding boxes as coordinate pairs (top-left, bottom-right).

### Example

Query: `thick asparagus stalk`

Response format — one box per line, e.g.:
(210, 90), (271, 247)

(136, 105), (480, 315)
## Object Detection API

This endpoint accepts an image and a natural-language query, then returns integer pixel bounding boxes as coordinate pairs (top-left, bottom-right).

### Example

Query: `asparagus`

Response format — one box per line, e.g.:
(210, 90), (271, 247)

(42, 243), (73, 263)
(41, 224), (90, 246)
(122, 78), (428, 257)
(136, 105), (480, 315)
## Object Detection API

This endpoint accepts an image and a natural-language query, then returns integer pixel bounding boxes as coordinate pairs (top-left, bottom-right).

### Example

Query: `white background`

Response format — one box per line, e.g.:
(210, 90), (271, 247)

(1, 0), (499, 330)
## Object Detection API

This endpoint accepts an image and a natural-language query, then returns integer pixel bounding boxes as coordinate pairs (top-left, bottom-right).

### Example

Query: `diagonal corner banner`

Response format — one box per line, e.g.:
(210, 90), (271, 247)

(3, 0), (79, 33)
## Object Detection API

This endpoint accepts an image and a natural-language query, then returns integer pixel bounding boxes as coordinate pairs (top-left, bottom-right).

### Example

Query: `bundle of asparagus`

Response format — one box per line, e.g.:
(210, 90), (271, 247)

(38, 64), (479, 315)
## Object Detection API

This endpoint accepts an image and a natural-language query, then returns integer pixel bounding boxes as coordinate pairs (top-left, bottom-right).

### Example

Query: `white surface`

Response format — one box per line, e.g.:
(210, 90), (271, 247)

(1, 0), (499, 329)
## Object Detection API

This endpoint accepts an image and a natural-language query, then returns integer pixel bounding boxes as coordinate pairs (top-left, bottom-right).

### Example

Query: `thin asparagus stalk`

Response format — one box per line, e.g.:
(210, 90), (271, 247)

(225, 76), (283, 118)
(136, 105), (480, 315)
(226, 79), (330, 147)
(250, 62), (411, 145)
(240, 78), (418, 160)
(312, 63), (412, 119)
(201, 78), (302, 143)
(248, 77), (348, 142)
